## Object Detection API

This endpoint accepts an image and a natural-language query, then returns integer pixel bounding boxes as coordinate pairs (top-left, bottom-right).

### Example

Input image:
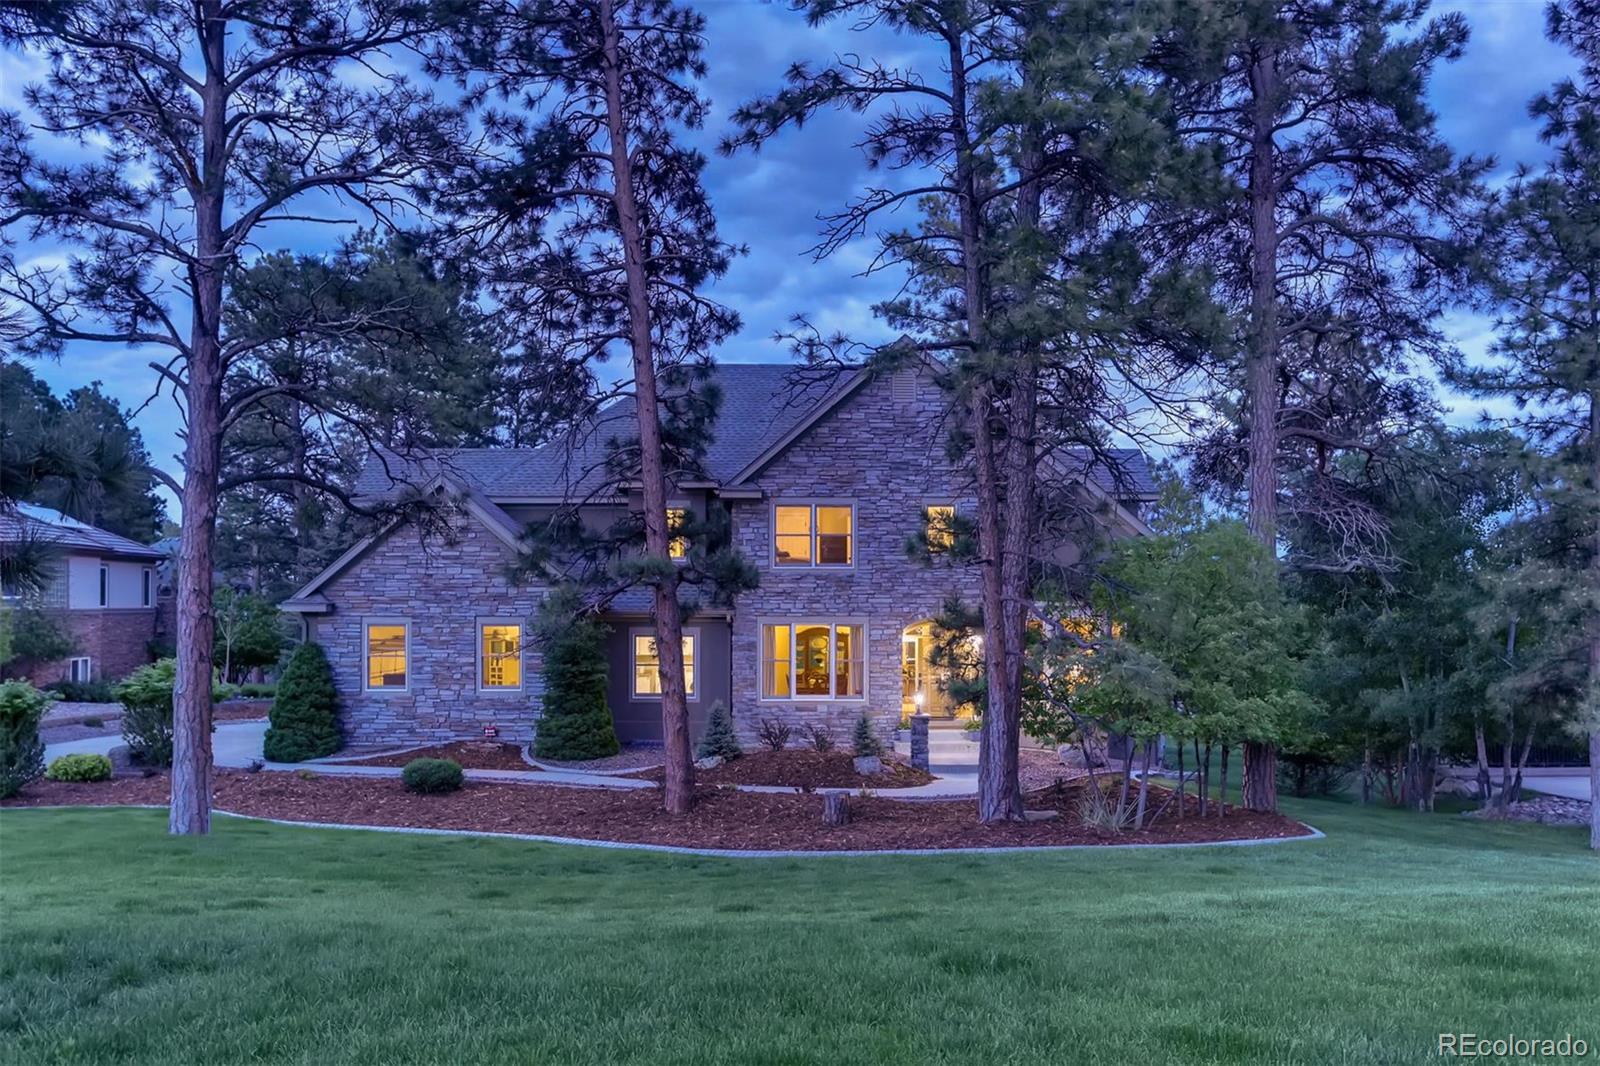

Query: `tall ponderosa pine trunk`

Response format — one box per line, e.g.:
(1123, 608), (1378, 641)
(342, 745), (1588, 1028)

(1590, 390), (1599, 850)
(1240, 41), (1281, 815)
(170, 5), (228, 836)
(599, 0), (693, 815)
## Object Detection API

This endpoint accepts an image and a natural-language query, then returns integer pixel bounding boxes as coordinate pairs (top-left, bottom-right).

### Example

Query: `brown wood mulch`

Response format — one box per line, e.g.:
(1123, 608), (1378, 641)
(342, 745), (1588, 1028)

(321, 741), (538, 772)
(214, 700), (273, 721)
(626, 748), (936, 789)
(0, 771), (1314, 852)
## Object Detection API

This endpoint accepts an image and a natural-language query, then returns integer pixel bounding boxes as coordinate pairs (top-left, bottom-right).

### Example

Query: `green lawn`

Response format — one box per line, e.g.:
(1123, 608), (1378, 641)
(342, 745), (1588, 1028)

(1, 799), (1595, 1065)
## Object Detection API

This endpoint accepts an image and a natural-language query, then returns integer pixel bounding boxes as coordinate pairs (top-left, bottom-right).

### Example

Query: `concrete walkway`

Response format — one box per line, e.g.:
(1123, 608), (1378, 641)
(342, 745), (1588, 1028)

(43, 720), (990, 799)
(43, 720), (655, 791)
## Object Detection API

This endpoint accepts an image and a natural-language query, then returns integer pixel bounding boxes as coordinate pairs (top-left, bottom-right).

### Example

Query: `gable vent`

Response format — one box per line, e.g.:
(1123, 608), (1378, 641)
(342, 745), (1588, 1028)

(891, 368), (918, 406)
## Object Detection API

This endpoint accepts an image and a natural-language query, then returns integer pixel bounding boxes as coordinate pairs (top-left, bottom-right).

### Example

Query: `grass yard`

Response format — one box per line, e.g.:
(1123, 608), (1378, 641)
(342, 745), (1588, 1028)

(0, 798), (1595, 1065)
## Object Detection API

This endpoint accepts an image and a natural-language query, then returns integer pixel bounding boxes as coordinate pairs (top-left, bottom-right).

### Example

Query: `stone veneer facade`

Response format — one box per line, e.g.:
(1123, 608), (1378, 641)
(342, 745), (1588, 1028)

(308, 515), (546, 747)
(724, 370), (981, 746)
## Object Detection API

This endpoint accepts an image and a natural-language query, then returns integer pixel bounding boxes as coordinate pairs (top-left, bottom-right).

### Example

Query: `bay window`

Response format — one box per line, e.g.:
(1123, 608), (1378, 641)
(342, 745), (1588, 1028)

(632, 631), (697, 699)
(773, 503), (853, 566)
(761, 621), (864, 700)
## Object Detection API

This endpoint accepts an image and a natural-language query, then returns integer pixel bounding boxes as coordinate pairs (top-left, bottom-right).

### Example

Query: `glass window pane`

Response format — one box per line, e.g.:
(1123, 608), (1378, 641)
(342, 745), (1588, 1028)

(667, 508), (689, 560)
(367, 624), (407, 689)
(795, 624), (832, 696)
(835, 624), (863, 697)
(633, 635), (662, 696)
(763, 624), (791, 698)
(817, 506), (852, 565)
(681, 636), (696, 697)
(774, 506), (812, 565)
(926, 505), (955, 552)
(481, 624), (521, 688)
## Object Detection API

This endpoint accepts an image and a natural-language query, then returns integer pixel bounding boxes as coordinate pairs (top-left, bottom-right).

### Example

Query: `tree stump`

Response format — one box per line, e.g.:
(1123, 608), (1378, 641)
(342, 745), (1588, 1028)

(821, 792), (850, 827)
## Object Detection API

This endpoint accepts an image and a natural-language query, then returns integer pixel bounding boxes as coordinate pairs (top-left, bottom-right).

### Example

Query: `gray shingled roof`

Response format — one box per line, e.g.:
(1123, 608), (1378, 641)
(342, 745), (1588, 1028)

(352, 363), (1156, 502)
(0, 503), (165, 560)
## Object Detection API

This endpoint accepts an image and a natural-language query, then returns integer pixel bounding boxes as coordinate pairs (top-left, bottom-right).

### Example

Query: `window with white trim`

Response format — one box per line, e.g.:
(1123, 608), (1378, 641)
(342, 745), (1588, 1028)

(631, 631), (697, 699)
(141, 567), (154, 607)
(479, 621), (523, 690)
(364, 620), (409, 691)
(761, 621), (865, 700)
(773, 503), (853, 566)
(97, 564), (109, 607)
(68, 656), (92, 683)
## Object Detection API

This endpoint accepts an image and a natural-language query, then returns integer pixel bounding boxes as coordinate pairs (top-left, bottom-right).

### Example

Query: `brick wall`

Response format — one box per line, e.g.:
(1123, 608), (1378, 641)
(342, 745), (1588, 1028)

(309, 512), (546, 747)
(16, 607), (156, 686)
(726, 368), (982, 746)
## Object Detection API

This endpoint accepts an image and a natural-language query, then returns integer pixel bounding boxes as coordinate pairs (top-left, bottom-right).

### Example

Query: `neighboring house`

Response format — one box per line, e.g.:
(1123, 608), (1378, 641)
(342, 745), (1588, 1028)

(281, 363), (1155, 749)
(0, 503), (164, 685)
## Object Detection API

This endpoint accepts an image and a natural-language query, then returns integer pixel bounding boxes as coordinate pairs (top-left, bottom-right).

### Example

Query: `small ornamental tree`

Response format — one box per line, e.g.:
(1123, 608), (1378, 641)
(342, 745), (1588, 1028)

(696, 700), (740, 761)
(0, 679), (52, 798)
(532, 590), (620, 762)
(852, 714), (881, 758)
(263, 642), (341, 763)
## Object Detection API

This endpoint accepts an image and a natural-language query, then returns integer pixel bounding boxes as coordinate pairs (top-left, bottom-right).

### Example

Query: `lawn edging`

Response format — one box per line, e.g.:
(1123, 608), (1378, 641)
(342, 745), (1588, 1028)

(0, 803), (1327, 858)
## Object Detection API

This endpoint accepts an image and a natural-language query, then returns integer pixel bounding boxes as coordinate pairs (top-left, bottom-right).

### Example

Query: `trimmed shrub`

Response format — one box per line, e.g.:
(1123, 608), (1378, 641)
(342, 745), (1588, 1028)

(46, 753), (112, 782)
(263, 642), (341, 762)
(852, 714), (881, 758)
(239, 682), (277, 699)
(532, 595), (620, 761)
(44, 678), (116, 703)
(696, 700), (741, 760)
(402, 758), (464, 794)
(116, 659), (177, 767)
(0, 680), (52, 798)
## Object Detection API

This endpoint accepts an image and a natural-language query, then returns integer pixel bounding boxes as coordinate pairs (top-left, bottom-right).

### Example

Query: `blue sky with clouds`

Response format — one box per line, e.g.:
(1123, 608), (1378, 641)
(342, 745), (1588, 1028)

(2, 0), (1577, 513)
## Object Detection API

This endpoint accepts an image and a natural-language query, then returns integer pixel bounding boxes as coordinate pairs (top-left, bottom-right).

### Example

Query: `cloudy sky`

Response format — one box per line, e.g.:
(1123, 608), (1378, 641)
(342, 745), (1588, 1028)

(4, 0), (1578, 513)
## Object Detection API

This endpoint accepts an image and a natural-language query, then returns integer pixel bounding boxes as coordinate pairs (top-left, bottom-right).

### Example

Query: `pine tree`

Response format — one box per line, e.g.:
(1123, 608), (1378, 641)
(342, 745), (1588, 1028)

(0, 0), (460, 834)
(432, 0), (742, 812)
(264, 643), (341, 763)
(1154, 0), (1486, 810)
(1445, 0), (1600, 848)
(696, 701), (740, 761)
(532, 592), (620, 762)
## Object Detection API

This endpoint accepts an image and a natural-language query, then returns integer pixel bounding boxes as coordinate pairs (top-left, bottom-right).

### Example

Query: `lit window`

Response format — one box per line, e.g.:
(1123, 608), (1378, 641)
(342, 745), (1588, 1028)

(667, 508), (689, 560)
(926, 505), (956, 552)
(773, 503), (853, 566)
(632, 632), (697, 698)
(98, 565), (109, 607)
(68, 656), (92, 683)
(480, 623), (522, 689)
(760, 622), (864, 700)
(365, 622), (408, 691)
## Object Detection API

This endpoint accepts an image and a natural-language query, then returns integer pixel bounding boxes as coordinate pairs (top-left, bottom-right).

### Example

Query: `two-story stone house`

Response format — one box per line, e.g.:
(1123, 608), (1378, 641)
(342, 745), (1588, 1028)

(281, 363), (1155, 749)
(0, 503), (164, 685)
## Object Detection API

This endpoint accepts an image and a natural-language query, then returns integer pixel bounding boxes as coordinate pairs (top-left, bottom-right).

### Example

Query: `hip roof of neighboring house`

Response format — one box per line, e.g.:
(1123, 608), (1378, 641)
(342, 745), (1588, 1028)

(0, 503), (166, 561)
(351, 362), (1158, 504)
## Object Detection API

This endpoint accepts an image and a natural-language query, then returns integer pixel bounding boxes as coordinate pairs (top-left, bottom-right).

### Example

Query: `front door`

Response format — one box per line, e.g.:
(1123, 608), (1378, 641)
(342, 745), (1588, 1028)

(901, 622), (955, 719)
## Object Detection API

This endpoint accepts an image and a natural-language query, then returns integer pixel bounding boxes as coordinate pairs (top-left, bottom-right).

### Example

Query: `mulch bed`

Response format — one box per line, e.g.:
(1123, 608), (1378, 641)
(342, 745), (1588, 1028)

(214, 700), (273, 721)
(323, 741), (538, 772)
(1, 771), (1314, 851)
(627, 749), (936, 789)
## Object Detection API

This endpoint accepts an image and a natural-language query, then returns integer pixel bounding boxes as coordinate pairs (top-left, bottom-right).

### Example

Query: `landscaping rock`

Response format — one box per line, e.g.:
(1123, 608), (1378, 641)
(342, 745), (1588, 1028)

(694, 755), (725, 771)
(852, 755), (883, 776)
(1463, 795), (1590, 827)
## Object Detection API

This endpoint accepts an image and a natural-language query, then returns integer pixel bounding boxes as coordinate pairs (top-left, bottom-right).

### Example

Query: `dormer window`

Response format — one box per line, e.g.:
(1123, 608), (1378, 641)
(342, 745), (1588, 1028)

(773, 503), (853, 567)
